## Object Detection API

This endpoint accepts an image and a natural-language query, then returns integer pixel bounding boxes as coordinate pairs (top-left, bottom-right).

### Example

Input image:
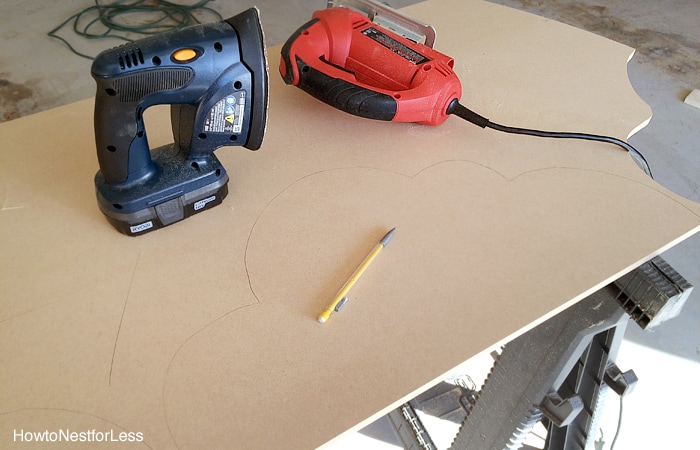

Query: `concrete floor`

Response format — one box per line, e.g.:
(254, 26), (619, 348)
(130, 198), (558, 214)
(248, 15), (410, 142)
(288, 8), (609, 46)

(2, 0), (698, 448)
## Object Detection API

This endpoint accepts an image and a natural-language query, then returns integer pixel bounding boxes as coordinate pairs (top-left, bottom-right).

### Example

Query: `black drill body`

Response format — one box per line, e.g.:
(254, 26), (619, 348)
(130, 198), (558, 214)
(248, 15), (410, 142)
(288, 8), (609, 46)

(91, 8), (268, 236)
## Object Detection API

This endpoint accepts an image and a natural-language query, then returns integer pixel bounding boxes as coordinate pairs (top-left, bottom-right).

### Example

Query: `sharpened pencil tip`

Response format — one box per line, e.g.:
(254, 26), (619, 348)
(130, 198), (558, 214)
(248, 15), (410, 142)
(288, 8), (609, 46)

(380, 227), (396, 246)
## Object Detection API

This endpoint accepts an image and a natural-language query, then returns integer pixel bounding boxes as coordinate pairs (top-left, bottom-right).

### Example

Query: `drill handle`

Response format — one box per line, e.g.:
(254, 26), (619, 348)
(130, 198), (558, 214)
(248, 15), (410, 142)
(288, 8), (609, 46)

(93, 67), (194, 186)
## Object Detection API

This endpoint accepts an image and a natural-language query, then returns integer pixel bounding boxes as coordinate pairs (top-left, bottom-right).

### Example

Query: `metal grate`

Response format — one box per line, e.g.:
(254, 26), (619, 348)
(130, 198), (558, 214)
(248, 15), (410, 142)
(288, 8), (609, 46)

(613, 256), (694, 329)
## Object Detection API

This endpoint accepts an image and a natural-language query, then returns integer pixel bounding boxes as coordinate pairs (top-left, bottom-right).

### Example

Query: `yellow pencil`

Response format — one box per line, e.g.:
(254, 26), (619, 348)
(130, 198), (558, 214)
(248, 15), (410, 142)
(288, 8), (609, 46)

(318, 227), (396, 324)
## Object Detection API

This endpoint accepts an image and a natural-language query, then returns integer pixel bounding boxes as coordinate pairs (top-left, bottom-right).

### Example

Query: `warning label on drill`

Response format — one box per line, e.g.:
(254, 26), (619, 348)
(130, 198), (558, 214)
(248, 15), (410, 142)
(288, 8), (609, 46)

(361, 27), (429, 65)
(204, 91), (246, 134)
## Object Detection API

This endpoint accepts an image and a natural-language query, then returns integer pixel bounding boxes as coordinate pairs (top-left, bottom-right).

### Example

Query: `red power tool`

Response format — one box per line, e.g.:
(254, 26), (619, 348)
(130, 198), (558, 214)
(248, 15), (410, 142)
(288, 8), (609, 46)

(280, 0), (653, 177)
(279, 0), (461, 126)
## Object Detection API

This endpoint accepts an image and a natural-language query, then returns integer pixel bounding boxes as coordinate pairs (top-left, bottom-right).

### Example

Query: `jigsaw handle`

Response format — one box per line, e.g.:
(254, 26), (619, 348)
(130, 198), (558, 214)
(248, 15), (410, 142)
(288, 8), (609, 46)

(281, 42), (398, 120)
(279, 7), (462, 126)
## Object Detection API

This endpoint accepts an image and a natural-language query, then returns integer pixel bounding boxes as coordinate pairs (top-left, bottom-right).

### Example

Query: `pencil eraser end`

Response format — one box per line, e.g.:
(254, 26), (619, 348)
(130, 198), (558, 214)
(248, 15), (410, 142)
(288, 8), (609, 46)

(318, 311), (331, 323)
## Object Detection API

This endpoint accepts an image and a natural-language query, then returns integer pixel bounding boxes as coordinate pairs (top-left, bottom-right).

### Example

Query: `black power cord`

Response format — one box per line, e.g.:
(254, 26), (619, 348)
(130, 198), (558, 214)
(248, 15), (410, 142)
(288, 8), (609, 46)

(446, 99), (654, 178)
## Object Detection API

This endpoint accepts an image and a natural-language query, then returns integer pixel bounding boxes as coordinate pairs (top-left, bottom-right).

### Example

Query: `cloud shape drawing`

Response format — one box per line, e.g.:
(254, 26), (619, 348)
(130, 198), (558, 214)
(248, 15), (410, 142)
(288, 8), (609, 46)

(163, 161), (699, 449)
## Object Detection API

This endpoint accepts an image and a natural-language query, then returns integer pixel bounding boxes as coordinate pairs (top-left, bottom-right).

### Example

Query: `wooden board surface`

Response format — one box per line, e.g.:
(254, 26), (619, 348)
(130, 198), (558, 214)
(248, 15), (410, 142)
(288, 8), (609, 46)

(2, 0), (699, 448)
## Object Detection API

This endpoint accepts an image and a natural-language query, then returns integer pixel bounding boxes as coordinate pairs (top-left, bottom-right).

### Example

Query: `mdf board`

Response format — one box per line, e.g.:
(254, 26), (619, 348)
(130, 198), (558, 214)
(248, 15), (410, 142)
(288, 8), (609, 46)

(1, 0), (699, 448)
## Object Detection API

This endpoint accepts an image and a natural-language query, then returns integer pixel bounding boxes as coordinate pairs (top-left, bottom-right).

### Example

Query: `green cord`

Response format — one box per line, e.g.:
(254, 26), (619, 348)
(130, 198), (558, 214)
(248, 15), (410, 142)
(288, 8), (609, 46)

(48, 0), (223, 60)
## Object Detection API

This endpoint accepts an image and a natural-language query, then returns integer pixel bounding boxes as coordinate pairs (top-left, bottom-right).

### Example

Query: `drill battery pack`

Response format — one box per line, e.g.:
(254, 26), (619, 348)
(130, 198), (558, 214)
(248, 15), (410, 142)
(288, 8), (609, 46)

(94, 148), (229, 236)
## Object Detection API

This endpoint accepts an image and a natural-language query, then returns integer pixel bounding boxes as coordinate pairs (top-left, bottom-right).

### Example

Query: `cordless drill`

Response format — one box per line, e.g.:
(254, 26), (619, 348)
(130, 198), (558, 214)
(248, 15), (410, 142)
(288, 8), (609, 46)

(91, 8), (268, 236)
